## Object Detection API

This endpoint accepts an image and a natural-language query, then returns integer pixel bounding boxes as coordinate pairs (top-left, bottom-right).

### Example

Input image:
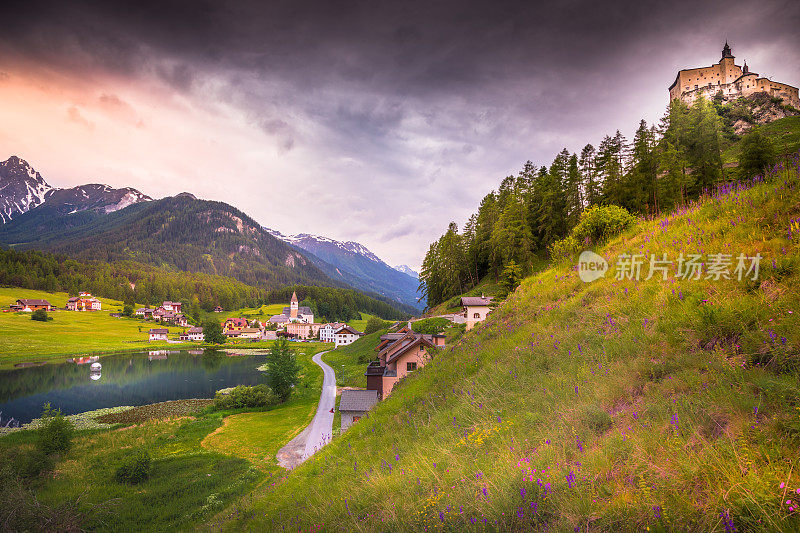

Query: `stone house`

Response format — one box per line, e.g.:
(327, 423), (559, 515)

(461, 296), (494, 331)
(339, 389), (379, 430)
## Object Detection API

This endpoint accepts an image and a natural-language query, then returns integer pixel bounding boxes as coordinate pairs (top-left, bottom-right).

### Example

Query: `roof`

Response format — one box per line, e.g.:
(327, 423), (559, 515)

(335, 325), (363, 335)
(461, 296), (493, 306)
(269, 315), (289, 323)
(224, 317), (249, 327)
(149, 328), (169, 334)
(187, 327), (203, 333)
(339, 389), (379, 412)
(290, 291), (298, 303)
(67, 297), (81, 302)
(282, 306), (313, 316)
(17, 299), (51, 306)
(239, 328), (262, 334)
(385, 336), (437, 365)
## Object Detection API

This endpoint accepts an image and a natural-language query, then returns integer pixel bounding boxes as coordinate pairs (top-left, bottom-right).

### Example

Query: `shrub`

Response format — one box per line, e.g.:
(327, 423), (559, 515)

(213, 384), (278, 410)
(31, 309), (50, 322)
(571, 205), (636, 245)
(19, 449), (55, 479)
(114, 450), (151, 484)
(548, 205), (635, 260)
(363, 317), (389, 335)
(36, 404), (74, 456)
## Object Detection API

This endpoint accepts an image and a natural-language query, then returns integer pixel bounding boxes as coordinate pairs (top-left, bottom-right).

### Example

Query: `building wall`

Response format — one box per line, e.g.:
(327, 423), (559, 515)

(335, 333), (360, 347)
(381, 375), (399, 400)
(391, 347), (430, 380)
(341, 410), (367, 430)
(465, 305), (491, 331)
(366, 374), (383, 397)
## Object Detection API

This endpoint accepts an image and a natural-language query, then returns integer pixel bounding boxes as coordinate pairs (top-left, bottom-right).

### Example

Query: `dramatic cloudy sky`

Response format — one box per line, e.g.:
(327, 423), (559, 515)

(1, 0), (798, 269)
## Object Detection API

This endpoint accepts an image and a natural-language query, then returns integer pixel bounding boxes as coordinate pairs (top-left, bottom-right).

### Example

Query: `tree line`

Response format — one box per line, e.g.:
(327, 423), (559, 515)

(420, 96), (784, 308)
(0, 248), (411, 321)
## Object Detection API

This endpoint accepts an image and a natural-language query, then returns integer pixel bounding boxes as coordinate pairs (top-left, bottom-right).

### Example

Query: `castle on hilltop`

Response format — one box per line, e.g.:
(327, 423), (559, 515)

(669, 43), (799, 109)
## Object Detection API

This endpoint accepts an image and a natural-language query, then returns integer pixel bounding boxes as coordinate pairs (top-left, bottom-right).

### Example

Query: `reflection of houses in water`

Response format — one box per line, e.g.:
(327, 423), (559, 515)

(148, 350), (179, 360)
(188, 350), (205, 355)
(72, 356), (100, 365)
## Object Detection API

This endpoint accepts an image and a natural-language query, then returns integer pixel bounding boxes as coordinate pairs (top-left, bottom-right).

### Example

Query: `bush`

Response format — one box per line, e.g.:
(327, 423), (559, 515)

(548, 205), (635, 260)
(739, 127), (777, 179)
(36, 404), (74, 456)
(213, 384), (278, 410)
(572, 205), (636, 244)
(31, 309), (50, 322)
(363, 317), (389, 335)
(114, 450), (151, 484)
(19, 449), (55, 479)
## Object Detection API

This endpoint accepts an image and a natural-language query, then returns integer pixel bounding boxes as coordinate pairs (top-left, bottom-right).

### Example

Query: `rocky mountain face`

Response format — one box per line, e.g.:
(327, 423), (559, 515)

(266, 229), (423, 310)
(0, 156), (152, 222)
(0, 156), (53, 223)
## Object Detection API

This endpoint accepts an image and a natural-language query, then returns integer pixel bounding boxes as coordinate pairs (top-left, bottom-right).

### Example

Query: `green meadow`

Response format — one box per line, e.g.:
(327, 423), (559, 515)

(0, 342), (329, 532)
(0, 288), (191, 367)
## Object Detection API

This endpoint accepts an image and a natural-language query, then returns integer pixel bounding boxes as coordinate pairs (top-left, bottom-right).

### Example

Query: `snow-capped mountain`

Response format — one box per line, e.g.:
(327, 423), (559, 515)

(394, 264), (419, 278)
(266, 228), (423, 310)
(42, 184), (152, 216)
(0, 156), (54, 223)
(0, 156), (152, 222)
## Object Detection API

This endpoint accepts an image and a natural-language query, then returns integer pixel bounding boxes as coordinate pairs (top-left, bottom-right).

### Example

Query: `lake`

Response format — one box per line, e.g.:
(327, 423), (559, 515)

(0, 349), (264, 425)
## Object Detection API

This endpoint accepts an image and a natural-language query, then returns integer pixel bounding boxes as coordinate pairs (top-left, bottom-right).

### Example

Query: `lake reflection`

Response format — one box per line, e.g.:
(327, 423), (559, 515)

(0, 350), (264, 425)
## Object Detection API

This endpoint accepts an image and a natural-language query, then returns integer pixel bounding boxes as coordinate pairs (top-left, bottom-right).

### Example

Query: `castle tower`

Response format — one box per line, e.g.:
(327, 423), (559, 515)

(290, 291), (298, 319)
(720, 41), (737, 84)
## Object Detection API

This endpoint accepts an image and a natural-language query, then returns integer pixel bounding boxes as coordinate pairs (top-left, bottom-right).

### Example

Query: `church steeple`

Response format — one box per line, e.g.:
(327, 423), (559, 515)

(722, 41), (734, 59)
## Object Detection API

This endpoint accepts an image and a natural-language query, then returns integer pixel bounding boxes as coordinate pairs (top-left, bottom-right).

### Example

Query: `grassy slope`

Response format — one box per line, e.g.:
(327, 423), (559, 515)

(722, 116), (800, 165)
(427, 277), (506, 316)
(0, 288), (190, 366)
(0, 343), (328, 532)
(219, 159), (800, 531)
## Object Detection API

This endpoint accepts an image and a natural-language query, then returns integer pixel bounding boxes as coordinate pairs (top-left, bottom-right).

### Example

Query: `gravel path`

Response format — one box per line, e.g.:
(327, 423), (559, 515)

(276, 350), (335, 469)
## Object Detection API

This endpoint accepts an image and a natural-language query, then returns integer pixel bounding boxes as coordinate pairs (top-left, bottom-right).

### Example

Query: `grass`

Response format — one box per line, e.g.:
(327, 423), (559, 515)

(0, 288), (195, 367)
(0, 343), (329, 531)
(426, 277), (506, 316)
(213, 155), (800, 531)
(348, 312), (377, 333)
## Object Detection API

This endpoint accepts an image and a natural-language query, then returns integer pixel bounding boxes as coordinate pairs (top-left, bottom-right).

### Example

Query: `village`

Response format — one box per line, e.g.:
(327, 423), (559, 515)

(4, 289), (496, 433)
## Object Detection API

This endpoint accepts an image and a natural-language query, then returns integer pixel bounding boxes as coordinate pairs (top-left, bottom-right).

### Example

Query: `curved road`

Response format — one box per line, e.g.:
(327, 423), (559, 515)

(276, 350), (336, 469)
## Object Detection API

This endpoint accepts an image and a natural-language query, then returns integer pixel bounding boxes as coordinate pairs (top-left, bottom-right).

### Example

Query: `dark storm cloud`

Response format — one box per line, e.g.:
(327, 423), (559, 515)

(2, 0), (798, 266)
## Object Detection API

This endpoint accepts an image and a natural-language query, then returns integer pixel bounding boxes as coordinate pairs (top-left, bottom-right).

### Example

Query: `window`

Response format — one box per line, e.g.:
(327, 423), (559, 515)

(407, 362), (417, 372)
(473, 312), (480, 319)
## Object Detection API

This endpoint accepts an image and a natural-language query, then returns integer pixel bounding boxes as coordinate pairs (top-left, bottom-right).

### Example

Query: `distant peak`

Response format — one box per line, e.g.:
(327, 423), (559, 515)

(175, 192), (197, 199)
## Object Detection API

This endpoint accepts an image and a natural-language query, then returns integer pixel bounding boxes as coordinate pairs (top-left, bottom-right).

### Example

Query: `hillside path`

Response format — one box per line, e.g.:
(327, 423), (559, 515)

(276, 350), (336, 469)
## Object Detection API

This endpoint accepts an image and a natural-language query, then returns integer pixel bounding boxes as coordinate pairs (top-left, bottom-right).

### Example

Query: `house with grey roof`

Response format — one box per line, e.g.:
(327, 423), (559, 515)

(461, 295), (494, 330)
(339, 389), (379, 430)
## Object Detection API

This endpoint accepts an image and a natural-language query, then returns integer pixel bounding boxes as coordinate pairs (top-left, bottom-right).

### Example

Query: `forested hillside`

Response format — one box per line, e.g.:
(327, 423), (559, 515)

(420, 97), (799, 307)
(0, 248), (411, 321)
(0, 194), (336, 291)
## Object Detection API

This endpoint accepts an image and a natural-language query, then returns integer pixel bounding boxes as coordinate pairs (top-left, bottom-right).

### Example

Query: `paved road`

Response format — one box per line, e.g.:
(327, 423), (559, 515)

(276, 350), (336, 469)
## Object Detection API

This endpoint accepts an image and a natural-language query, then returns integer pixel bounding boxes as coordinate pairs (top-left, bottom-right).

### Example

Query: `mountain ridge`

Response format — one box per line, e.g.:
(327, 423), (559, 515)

(266, 228), (423, 310)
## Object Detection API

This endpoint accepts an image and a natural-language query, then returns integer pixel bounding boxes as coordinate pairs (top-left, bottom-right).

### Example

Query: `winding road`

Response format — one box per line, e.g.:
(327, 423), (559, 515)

(276, 350), (336, 469)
